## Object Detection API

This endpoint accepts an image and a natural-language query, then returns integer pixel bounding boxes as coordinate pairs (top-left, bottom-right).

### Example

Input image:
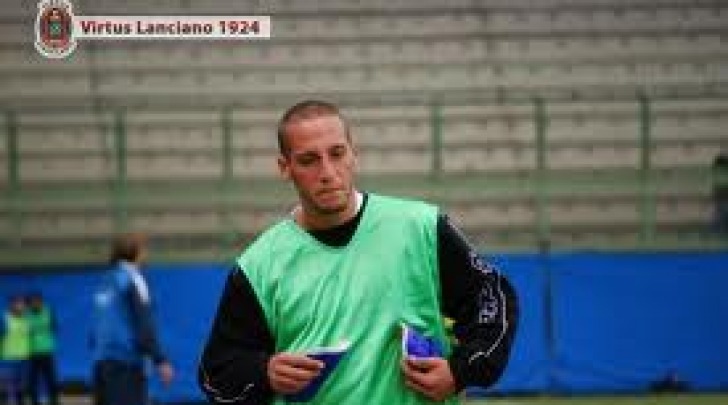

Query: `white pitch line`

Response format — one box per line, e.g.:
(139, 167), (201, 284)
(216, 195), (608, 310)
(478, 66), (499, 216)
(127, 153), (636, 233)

(467, 400), (530, 405)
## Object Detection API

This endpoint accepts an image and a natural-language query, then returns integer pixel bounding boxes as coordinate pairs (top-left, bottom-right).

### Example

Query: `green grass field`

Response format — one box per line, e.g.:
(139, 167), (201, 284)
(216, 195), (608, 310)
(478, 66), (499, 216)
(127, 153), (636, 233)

(465, 394), (728, 405)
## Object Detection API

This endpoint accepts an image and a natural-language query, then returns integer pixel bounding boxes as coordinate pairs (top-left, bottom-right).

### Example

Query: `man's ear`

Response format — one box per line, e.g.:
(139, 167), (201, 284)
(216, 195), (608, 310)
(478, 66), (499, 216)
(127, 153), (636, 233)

(277, 155), (291, 180)
(352, 148), (359, 169)
(350, 141), (359, 166)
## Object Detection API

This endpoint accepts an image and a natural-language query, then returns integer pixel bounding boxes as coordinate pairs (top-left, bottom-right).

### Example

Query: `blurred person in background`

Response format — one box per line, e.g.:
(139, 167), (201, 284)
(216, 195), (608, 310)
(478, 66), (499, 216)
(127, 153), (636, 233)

(713, 153), (728, 236)
(27, 292), (59, 405)
(1, 294), (31, 405)
(91, 233), (174, 405)
(198, 100), (518, 405)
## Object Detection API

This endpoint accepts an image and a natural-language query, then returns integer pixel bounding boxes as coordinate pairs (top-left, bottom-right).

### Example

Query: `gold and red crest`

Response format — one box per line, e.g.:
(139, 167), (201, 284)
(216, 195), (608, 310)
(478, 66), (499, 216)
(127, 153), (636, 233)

(34, 0), (77, 58)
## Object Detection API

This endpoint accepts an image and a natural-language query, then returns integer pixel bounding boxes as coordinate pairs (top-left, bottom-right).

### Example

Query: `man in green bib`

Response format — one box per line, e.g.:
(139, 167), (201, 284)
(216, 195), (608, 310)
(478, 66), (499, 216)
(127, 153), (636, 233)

(199, 100), (518, 404)
(2, 295), (31, 405)
(27, 293), (59, 405)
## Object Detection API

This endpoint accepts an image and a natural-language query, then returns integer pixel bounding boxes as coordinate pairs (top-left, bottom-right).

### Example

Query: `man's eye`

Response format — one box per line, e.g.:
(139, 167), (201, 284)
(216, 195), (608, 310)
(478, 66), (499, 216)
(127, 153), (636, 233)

(297, 156), (317, 166)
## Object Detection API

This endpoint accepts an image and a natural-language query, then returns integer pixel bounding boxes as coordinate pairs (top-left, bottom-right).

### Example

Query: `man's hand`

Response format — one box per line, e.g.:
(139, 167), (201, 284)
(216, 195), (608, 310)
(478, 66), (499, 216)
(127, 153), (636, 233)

(268, 353), (324, 395)
(157, 362), (175, 387)
(401, 357), (458, 401)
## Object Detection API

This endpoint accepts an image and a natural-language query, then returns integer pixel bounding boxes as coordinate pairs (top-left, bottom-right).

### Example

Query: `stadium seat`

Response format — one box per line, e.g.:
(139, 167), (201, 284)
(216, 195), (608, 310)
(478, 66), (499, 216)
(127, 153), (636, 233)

(1, 0), (726, 259)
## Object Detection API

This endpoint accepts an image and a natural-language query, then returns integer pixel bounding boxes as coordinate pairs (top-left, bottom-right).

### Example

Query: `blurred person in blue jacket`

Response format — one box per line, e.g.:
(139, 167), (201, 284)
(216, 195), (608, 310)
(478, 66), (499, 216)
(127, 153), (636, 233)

(2, 294), (31, 405)
(91, 233), (174, 405)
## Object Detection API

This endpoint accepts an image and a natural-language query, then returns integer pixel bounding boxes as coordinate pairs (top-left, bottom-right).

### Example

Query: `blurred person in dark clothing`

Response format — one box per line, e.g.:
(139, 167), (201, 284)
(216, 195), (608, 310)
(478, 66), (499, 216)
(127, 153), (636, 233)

(27, 292), (59, 405)
(713, 153), (728, 236)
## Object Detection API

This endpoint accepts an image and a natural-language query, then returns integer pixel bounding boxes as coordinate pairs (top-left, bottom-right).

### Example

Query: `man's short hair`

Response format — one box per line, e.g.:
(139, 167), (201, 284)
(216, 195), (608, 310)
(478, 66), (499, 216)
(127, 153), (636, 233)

(277, 100), (350, 156)
(109, 233), (146, 264)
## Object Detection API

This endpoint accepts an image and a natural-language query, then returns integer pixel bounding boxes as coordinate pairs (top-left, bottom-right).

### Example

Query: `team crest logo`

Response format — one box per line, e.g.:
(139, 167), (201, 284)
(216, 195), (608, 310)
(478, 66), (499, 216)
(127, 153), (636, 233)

(34, 0), (77, 59)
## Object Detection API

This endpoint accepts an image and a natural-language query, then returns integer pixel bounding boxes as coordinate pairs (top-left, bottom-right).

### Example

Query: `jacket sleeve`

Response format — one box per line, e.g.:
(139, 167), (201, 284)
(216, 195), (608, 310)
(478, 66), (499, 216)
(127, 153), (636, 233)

(437, 214), (519, 390)
(126, 279), (167, 365)
(198, 268), (275, 405)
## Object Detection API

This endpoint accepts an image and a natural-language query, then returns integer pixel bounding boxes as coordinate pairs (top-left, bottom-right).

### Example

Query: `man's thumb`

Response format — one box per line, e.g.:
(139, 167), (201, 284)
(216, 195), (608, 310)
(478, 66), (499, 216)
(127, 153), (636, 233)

(407, 356), (438, 370)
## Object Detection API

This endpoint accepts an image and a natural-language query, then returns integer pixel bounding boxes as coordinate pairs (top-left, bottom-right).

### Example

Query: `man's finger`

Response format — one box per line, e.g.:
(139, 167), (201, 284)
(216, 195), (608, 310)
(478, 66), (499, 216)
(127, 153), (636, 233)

(401, 359), (433, 390)
(406, 356), (438, 371)
(274, 363), (321, 381)
(273, 375), (307, 394)
(404, 379), (436, 400)
(278, 353), (325, 371)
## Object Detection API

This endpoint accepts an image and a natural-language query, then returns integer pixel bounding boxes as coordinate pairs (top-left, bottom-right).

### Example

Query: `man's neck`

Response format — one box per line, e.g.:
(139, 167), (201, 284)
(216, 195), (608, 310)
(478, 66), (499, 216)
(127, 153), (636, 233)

(296, 190), (363, 231)
(307, 193), (369, 247)
(120, 260), (140, 272)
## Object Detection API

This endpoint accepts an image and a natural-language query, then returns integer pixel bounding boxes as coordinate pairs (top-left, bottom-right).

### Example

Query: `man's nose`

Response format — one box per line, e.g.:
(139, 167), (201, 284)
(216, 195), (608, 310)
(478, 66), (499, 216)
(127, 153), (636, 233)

(319, 156), (337, 181)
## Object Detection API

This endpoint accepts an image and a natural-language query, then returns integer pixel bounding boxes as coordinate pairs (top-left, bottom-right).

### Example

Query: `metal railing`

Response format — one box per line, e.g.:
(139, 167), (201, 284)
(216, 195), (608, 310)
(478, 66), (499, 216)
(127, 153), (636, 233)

(2, 94), (727, 264)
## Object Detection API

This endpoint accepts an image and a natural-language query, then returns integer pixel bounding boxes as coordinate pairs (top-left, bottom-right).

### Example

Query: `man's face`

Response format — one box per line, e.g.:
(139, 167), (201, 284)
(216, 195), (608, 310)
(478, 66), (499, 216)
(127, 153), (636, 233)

(29, 297), (42, 309)
(10, 298), (26, 314)
(137, 244), (148, 266)
(278, 114), (357, 218)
